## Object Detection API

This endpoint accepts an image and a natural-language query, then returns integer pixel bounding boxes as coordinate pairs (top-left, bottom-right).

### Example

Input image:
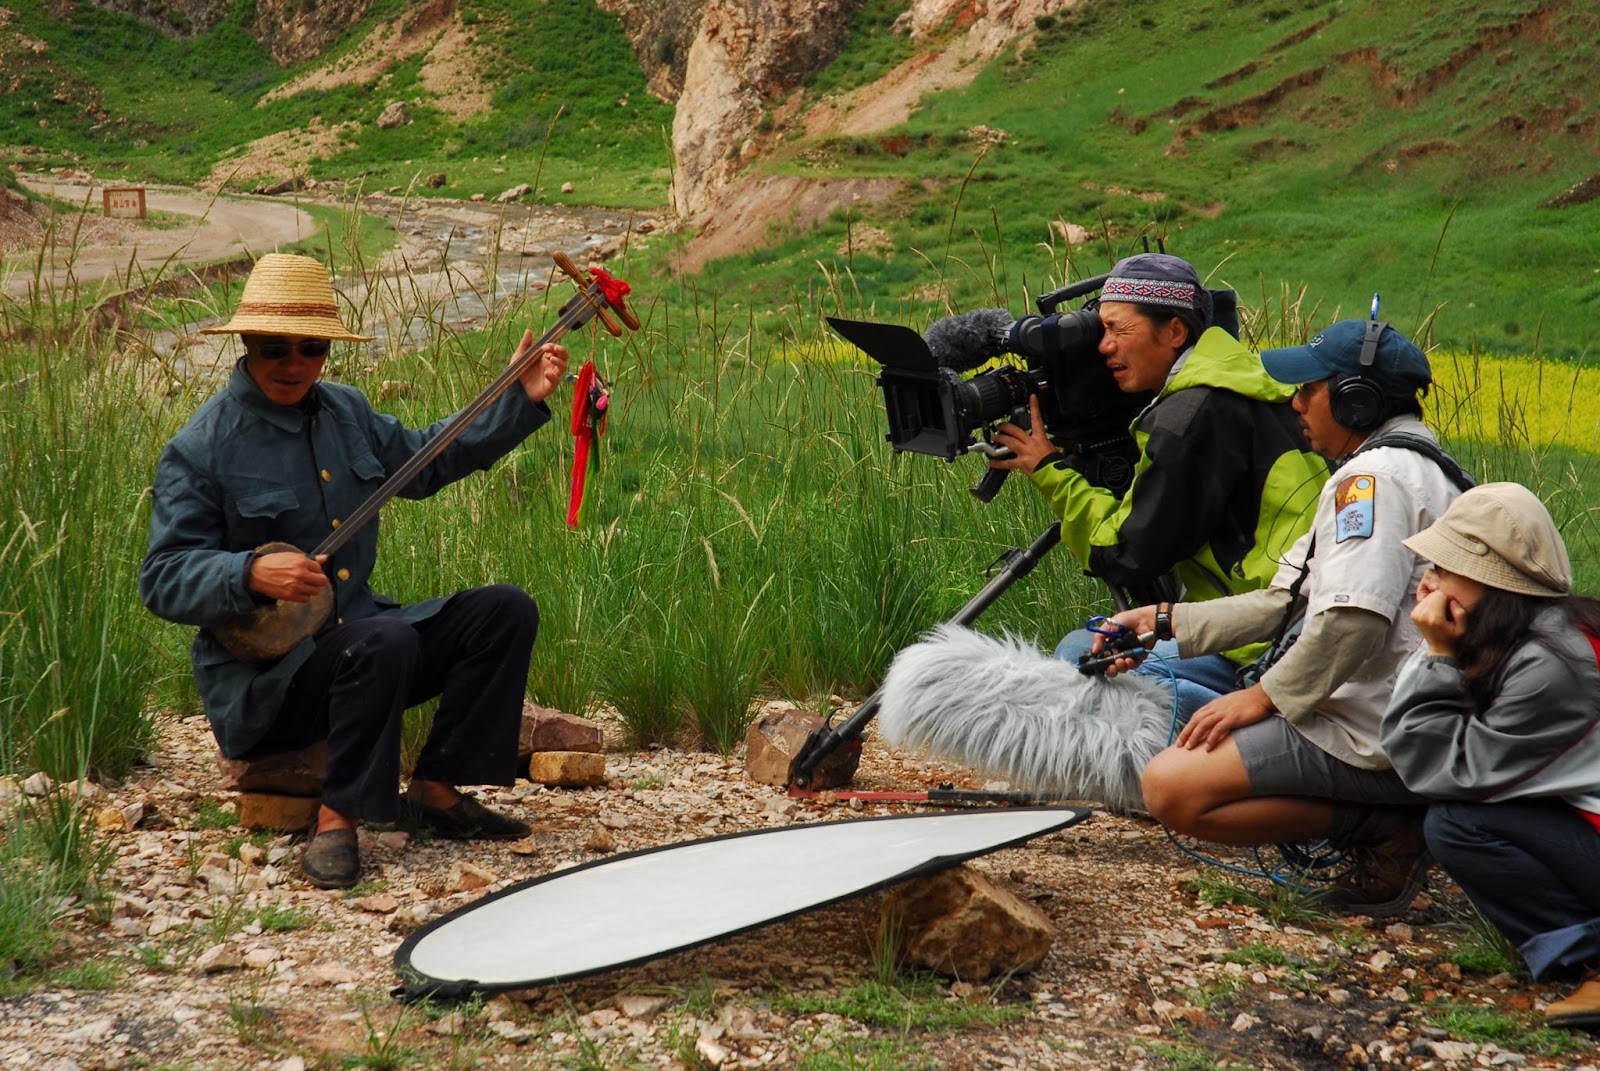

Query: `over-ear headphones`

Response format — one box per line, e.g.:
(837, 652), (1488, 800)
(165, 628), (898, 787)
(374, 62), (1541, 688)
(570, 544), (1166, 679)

(1328, 319), (1389, 430)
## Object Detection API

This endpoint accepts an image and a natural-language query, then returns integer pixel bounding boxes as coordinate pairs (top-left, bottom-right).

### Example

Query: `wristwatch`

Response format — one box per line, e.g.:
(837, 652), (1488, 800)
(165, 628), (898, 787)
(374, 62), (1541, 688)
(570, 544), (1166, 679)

(1154, 602), (1174, 642)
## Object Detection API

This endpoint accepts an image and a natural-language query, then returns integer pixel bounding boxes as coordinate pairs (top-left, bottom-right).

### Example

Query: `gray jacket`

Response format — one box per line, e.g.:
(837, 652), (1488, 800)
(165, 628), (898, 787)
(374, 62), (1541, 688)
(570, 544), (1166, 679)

(1380, 605), (1600, 812)
(141, 360), (549, 756)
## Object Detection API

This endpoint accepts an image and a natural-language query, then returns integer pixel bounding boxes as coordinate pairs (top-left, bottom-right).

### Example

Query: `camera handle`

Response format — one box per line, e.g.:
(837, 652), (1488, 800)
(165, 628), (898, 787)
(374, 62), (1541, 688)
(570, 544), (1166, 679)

(967, 396), (1038, 503)
(971, 468), (1008, 503)
(785, 522), (1063, 790)
(967, 440), (1015, 503)
(1035, 272), (1111, 316)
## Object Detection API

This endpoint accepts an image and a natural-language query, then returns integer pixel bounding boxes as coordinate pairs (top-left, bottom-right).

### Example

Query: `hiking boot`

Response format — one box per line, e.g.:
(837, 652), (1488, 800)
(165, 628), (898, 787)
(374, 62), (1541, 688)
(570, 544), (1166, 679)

(1546, 979), (1600, 1031)
(400, 790), (530, 841)
(1320, 806), (1431, 918)
(301, 828), (360, 889)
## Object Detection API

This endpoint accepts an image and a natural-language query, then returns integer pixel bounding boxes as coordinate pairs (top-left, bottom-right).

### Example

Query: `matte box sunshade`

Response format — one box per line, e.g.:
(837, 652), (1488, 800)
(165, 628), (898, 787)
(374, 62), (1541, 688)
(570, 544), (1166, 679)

(394, 806), (1090, 999)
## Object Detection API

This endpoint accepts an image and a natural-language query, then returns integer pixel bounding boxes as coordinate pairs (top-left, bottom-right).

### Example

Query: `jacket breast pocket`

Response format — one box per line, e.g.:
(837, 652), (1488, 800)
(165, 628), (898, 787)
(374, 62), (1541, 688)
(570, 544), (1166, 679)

(349, 451), (387, 489)
(229, 486), (300, 548)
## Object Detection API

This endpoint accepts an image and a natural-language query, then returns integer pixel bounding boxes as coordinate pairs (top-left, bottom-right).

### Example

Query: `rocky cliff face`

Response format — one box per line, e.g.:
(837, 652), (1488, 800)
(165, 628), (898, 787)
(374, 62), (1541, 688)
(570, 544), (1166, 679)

(902, 0), (1060, 57)
(250, 0), (375, 67)
(669, 0), (858, 217)
(88, 0), (373, 65)
(668, 0), (1057, 217)
(594, 0), (706, 101)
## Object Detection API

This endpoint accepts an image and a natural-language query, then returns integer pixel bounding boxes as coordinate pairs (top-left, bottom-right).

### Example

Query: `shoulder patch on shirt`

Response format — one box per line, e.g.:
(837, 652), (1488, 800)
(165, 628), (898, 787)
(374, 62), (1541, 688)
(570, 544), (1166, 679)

(1334, 474), (1376, 543)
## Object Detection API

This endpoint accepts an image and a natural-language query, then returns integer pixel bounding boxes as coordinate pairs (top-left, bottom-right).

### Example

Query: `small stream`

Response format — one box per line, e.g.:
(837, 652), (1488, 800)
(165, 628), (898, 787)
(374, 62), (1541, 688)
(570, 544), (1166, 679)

(165, 195), (642, 378)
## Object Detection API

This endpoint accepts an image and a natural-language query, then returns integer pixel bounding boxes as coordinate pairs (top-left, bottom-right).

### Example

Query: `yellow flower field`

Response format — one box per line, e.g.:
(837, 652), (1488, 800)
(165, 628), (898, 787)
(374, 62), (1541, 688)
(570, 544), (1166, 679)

(1428, 350), (1600, 455)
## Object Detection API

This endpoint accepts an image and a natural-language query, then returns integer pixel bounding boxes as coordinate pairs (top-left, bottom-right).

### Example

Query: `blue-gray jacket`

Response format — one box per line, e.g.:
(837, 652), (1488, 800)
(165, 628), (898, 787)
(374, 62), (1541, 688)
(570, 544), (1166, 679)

(141, 360), (550, 757)
(1381, 605), (1600, 814)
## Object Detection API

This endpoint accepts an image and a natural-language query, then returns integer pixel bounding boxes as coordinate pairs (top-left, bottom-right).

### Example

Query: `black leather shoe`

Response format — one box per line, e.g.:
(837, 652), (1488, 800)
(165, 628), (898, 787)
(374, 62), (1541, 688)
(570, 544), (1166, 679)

(301, 828), (360, 889)
(400, 792), (529, 841)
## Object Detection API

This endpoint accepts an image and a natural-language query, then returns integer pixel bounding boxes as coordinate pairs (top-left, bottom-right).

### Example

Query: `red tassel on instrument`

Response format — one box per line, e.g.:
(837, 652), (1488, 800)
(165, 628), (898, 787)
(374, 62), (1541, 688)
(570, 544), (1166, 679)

(566, 360), (609, 528)
(588, 266), (631, 310)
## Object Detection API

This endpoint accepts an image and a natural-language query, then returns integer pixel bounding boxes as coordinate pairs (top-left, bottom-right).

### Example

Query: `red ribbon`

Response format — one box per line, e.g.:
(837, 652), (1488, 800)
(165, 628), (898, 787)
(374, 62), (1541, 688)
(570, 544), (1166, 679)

(589, 267), (631, 311)
(566, 360), (609, 529)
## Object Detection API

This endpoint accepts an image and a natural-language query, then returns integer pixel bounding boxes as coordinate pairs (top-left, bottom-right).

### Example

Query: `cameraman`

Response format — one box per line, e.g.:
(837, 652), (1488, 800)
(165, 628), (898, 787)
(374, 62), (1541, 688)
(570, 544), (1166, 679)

(1099, 318), (1472, 916)
(991, 253), (1326, 713)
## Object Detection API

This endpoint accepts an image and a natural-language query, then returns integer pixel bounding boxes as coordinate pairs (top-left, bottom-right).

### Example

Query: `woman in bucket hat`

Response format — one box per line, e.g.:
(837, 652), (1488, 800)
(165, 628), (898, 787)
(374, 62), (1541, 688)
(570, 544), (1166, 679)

(142, 253), (570, 889)
(1381, 482), (1600, 1031)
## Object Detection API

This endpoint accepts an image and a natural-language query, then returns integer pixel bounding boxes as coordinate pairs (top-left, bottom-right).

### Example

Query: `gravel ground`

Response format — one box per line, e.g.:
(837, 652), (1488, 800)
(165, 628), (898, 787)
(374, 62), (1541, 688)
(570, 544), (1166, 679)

(4, 711), (1600, 1071)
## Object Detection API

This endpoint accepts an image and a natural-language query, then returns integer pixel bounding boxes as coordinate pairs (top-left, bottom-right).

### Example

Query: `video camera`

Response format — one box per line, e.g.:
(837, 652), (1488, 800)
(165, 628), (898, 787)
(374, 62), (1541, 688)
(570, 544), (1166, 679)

(829, 271), (1238, 502)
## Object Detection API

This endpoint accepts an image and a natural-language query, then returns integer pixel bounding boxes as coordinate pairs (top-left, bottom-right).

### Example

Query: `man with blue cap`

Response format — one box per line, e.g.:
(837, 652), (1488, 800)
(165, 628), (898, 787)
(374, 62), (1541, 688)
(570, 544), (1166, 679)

(1098, 310), (1474, 916)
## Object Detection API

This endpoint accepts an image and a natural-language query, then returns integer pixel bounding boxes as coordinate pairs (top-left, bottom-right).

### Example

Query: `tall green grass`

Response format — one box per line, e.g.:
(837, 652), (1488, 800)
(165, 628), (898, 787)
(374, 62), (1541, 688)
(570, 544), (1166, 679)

(5, 188), (1600, 989)
(9, 199), (1600, 782)
(0, 253), (166, 781)
(8, 187), (1600, 775)
(0, 794), (112, 994)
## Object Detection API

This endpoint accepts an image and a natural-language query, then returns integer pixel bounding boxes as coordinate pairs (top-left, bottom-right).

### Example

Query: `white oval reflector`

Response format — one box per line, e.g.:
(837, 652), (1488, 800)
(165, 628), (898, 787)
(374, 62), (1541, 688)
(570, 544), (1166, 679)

(394, 806), (1089, 998)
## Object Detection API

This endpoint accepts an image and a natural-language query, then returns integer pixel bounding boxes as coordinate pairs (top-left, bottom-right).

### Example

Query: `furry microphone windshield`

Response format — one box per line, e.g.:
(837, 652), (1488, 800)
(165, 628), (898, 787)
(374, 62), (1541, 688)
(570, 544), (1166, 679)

(923, 308), (1016, 371)
(878, 623), (1173, 813)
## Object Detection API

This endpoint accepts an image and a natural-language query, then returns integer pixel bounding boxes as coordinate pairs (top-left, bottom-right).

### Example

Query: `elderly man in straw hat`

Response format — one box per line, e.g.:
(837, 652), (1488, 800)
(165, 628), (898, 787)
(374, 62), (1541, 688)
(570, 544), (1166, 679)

(141, 253), (569, 889)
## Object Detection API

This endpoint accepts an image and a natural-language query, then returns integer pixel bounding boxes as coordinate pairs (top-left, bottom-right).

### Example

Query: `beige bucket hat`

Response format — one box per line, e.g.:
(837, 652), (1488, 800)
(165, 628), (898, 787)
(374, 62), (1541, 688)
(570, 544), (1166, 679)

(1403, 482), (1572, 598)
(202, 253), (374, 341)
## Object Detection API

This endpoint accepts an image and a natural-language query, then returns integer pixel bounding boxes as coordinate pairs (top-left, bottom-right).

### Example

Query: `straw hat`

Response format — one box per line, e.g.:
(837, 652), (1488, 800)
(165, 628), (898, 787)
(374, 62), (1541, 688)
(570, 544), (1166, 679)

(202, 253), (374, 341)
(1403, 482), (1572, 598)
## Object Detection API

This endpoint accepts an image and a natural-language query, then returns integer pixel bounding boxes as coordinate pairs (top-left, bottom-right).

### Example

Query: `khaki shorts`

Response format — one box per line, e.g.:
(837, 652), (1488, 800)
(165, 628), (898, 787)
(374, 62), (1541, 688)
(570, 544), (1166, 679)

(1233, 715), (1423, 806)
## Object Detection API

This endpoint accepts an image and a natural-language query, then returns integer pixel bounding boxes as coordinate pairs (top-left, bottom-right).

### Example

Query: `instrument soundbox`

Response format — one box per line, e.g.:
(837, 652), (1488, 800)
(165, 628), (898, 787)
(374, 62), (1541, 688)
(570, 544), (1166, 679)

(212, 253), (640, 664)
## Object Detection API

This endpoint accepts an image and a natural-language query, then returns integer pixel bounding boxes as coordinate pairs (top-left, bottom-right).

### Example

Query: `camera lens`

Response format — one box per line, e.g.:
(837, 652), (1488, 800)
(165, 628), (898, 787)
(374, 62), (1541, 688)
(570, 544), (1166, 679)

(950, 365), (1037, 429)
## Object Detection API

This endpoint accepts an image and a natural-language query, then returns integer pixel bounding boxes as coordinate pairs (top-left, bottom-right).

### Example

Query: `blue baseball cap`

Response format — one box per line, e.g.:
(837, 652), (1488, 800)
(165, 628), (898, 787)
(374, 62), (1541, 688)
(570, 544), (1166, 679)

(1261, 319), (1432, 393)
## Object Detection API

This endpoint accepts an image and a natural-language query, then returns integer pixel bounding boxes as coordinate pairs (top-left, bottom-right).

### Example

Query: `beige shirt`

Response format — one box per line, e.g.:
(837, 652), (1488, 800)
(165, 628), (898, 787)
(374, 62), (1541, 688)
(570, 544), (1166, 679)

(1177, 417), (1465, 768)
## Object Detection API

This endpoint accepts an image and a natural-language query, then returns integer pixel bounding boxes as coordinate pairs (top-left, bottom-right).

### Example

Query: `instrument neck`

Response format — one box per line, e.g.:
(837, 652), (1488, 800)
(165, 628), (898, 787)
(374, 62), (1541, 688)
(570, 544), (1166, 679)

(309, 291), (601, 560)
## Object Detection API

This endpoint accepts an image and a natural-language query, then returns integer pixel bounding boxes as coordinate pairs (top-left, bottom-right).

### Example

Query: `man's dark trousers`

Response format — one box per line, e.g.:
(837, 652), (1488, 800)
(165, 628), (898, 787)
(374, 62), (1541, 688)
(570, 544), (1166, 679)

(247, 584), (538, 822)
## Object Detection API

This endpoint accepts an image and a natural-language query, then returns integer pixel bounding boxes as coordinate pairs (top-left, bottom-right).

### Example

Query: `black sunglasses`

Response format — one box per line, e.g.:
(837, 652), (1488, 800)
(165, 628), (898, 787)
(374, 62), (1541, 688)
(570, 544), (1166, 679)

(254, 339), (331, 360)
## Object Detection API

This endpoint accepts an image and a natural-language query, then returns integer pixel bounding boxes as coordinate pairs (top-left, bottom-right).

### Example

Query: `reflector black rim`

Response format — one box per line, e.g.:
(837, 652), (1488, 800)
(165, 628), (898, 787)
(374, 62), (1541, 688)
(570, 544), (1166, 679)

(391, 805), (1091, 1001)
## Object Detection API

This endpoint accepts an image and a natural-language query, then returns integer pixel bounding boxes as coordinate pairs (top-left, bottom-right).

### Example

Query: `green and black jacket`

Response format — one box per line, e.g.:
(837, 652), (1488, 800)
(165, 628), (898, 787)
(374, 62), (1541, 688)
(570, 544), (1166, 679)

(1030, 327), (1327, 661)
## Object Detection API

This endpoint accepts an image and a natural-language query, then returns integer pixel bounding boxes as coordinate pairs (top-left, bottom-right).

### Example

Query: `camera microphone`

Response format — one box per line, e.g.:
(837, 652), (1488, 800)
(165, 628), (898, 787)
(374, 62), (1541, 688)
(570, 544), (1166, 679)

(923, 308), (1016, 372)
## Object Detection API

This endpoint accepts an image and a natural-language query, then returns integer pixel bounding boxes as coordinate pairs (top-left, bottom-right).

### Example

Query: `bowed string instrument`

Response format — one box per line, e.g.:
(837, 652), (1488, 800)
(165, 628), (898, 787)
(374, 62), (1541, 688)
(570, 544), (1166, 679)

(213, 252), (638, 665)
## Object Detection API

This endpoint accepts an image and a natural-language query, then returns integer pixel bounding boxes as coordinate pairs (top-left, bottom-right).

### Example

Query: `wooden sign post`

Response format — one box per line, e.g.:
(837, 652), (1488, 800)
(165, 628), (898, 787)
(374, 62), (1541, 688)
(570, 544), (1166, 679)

(102, 186), (146, 219)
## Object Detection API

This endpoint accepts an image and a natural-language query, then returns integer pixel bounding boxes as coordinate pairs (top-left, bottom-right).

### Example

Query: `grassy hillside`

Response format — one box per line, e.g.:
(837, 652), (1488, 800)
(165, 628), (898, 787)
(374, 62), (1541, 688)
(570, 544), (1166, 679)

(702, 0), (1600, 357)
(0, 0), (674, 206)
(3, 0), (1597, 352)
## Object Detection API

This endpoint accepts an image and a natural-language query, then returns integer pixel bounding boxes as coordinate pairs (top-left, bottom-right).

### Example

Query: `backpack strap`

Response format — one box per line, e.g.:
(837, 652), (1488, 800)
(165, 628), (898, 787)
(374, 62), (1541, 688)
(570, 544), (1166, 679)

(1353, 431), (1476, 493)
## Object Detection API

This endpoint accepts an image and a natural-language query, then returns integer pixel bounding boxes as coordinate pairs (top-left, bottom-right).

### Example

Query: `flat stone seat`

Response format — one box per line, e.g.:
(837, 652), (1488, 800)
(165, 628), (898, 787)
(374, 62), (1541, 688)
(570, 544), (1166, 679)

(217, 741), (326, 832)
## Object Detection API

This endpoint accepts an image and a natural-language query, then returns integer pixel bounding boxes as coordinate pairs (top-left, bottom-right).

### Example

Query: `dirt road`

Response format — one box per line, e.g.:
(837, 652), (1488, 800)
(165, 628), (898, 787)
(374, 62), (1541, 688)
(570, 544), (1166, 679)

(4, 173), (643, 374)
(5, 175), (316, 296)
